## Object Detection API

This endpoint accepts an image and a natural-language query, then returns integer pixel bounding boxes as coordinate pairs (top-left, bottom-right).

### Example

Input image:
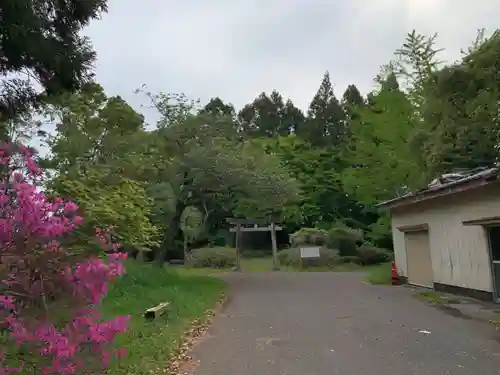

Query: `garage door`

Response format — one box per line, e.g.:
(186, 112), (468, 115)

(405, 230), (434, 288)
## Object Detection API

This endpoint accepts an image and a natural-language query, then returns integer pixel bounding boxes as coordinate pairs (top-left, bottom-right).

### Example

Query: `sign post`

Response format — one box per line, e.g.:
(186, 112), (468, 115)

(299, 246), (321, 268)
(270, 222), (279, 271)
(234, 223), (241, 271)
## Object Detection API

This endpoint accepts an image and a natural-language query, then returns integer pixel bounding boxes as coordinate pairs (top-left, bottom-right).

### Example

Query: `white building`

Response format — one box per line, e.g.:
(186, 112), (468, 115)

(378, 168), (500, 302)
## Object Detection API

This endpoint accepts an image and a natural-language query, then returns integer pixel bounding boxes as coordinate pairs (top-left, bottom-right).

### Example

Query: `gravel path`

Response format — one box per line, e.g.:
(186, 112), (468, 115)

(191, 272), (500, 375)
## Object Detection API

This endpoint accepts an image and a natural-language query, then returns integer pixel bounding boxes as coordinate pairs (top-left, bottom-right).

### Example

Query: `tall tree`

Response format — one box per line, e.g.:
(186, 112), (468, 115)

(421, 30), (500, 174)
(148, 93), (301, 265)
(341, 84), (365, 138)
(200, 97), (235, 118)
(0, 0), (107, 122)
(45, 83), (146, 178)
(260, 135), (372, 228)
(341, 86), (425, 245)
(302, 71), (345, 146)
(282, 99), (306, 135)
(342, 87), (424, 206)
(342, 85), (364, 108)
(238, 91), (289, 137)
(45, 84), (160, 254)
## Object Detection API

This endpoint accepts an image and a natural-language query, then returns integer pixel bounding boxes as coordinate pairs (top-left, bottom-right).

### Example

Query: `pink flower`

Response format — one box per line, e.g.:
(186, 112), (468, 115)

(72, 216), (83, 225)
(0, 142), (129, 374)
(63, 202), (78, 212)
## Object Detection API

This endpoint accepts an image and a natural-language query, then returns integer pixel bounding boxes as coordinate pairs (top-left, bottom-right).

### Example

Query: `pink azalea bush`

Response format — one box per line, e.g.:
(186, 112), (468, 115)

(0, 143), (129, 374)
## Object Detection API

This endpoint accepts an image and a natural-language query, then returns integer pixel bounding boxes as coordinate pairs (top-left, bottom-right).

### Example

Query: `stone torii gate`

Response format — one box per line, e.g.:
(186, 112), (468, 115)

(226, 218), (283, 271)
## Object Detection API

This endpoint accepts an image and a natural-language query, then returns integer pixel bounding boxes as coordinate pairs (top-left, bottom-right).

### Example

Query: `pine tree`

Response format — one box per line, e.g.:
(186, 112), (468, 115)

(342, 85), (364, 107)
(282, 99), (305, 135)
(382, 73), (400, 91)
(342, 84), (365, 136)
(201, 97), (235, 118)
(303, 71), (345, 146)
(238, 91), (289, 137)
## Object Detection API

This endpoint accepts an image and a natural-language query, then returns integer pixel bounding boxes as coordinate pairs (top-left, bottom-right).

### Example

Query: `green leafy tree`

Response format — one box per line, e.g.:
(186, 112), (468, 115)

(51, 168), (160, 253)
(393, 30), (444, 109)
(44, 83), (147, 178)
(237, 91), (291, 137)
(260, 135), (371, 228)
(44, 83), (159, 252)
(146, 92), (301, 265)
(0, 0), (107, 121)
(422, 30), (500, 174)
(342, 87), (424, 206)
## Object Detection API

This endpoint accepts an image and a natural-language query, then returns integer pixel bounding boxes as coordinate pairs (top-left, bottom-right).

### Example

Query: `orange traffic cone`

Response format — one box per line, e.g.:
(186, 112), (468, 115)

(391, 262), (400, 285)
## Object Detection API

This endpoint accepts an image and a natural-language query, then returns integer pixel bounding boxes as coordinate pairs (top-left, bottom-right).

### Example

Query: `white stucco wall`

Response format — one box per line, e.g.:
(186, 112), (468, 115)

(390, 183), (500, 292)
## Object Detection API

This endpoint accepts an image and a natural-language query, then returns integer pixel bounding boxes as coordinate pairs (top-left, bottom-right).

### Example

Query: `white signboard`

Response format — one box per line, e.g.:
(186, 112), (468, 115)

(300, 246), (321, 259)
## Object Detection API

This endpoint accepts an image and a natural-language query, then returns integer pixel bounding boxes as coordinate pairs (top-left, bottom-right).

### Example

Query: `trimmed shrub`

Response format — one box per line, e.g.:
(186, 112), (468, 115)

(290, 228), (328, 247)
(326, 227), (364, 256)
(357, 245), (391, 265)
(188, 247), (237, 268)
(277, 247), (340, 268)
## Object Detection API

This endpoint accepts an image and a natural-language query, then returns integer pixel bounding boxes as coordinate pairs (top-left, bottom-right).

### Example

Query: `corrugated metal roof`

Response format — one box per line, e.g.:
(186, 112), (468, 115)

(377, 167), (499, 208)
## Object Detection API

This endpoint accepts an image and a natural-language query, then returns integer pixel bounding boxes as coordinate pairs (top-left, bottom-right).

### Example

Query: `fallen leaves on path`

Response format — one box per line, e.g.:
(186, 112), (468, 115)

(161, 293), (229, 375)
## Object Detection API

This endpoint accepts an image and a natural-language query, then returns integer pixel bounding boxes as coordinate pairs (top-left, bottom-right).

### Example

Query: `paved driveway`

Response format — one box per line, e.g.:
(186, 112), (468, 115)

(191, 272), (500, 375)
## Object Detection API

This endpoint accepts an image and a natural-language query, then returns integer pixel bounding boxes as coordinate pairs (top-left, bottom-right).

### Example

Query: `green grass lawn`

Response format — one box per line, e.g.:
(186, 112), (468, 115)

(181, 256), (391, 277)
(103, 260), (227, 374)
(364, 262), (393, 285)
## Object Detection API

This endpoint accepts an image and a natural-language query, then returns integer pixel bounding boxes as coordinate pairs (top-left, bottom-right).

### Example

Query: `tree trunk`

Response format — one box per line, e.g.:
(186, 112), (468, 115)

(155, 199), (186, 266)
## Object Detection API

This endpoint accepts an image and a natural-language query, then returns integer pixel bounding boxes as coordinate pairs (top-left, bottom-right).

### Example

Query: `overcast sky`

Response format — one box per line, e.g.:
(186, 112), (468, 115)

(81, 0), (500, 126)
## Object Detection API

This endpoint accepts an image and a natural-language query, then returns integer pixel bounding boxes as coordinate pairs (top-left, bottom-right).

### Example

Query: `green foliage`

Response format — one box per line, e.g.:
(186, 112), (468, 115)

(290, 228), (328, 247)
(342, 88), (426, 206)
(261, 135), (368, 227)
(143, 92), (302, 263)
(52, 169), (160, 252)
(188, 247), (237, 269)
(338, 256), (361, 265)
(301, 71), (346, 147)
(367, 214), (393, 248)
(357, 245), (392, 265)
(326, 226), (363, 256)
(45, 83), (147, 178)
(241, 249), (270, 258)
(277, 247), (340, 268)
(0, 0), (107, 120)
(421, 31), (500, 174)
(238, 91), (291, 137)
(230, 140), (302, 221)
(180, 206), (204, 243)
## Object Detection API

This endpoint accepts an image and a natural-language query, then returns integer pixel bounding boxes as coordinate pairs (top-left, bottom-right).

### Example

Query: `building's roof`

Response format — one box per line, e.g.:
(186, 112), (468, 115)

(377, 167), (500, 210)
